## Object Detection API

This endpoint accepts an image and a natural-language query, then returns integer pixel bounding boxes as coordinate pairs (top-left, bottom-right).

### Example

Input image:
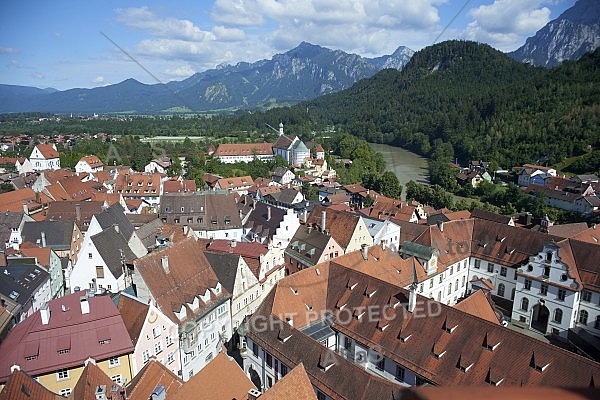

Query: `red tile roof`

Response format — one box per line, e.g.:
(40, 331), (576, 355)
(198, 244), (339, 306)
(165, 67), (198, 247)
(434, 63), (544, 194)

(454, 290), (501, 324)
(34, 144), (59, 159)
(170, 351), (255, 400)
(126, 359), (183, 400)
(117, 294), (150, 347)
(214, 142), (273, 157)
(0, 369), (61, 400)
(260, 363), (317, 400)
(0, 291), (134, 382)
(68, 361), (123, 400)
(79, 155), (104, 168)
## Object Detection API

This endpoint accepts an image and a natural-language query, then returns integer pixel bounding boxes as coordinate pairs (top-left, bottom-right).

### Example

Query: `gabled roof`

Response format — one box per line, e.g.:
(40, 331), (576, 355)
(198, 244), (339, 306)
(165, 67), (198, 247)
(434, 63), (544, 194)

(94, 203), (135, 240)
(78, 155), (104, 167)
(243, 202), (286, 243)
(273, 134), (295, 150)
(117, 293), (150, 347)
(133, 238), (229, 324)
(216, 175), (254, 190)
(286, 225), (337, 268)
(0, 368), (61, 400)
(471, 208), (513, 224)
(259, 363), (317, 400)
(0, 291), (134, 382)
(69, 361), (123, 400)
(306, 205), (361, 249)
(90, 226), (138, 279)
(171, 351), (255, 400)
(125, 360), (183, 400)
(265, 188), (302, 204)
(214, 142), (273, 157)
(33, 144), (59, 159)
(21, 220), (74, 250)
(203, 252), (242, 295)
(45, 201), (103, 230)
(454, 290), (501, 324)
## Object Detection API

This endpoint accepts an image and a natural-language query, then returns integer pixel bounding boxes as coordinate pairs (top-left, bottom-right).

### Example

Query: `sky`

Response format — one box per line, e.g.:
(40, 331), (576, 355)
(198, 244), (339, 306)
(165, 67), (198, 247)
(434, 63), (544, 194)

(0, 0), (576, 90)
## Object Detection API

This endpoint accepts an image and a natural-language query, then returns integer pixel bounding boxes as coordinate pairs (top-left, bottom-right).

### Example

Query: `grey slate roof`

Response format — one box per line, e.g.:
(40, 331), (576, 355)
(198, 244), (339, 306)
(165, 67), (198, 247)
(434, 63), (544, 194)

(95, 203), (135, 240)
(1, 259), (49, 307)
(159, 192), (242, 231)
(0, 212), (25, 246)
(135, 218), (164, 248)
(265, 188), (302, 205)
(21, 220), (74, 250)
(90, 227), (137, 279)
(244, 202), (285, 243)
(203, 251), (240, 295)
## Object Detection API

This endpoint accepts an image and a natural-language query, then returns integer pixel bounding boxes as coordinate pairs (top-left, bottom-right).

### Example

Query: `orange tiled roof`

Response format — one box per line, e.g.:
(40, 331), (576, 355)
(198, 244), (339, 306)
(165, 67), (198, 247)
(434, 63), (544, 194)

(126, 360), (183, 400)
(260, 363), (317, 400)
(214, 142), (273, 157)
(454, 290), (501, 324)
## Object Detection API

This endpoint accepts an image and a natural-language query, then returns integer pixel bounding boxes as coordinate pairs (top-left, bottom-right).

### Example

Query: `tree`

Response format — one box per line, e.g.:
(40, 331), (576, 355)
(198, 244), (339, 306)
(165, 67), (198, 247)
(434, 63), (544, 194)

(378, 171), (403, 199)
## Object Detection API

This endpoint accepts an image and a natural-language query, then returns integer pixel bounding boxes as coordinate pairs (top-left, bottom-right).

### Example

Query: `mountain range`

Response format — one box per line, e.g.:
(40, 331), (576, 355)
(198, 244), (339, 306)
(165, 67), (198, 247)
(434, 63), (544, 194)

(0, 43), (413, 114)
(508, 0), (600, 67)
(0, 0), (598, 114)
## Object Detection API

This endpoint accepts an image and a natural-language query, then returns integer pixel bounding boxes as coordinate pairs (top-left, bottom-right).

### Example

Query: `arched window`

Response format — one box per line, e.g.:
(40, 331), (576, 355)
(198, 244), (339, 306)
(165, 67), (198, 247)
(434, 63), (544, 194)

(553, 308), (563, 324)
(497, 283), (505, 297)
(521, 297), (529, 311)
(579, 310), (589, 325)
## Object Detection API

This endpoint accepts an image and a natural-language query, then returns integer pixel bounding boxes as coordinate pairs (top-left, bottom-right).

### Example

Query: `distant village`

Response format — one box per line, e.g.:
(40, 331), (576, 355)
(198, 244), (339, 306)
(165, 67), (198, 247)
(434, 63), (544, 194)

(0, 124), (599, 399)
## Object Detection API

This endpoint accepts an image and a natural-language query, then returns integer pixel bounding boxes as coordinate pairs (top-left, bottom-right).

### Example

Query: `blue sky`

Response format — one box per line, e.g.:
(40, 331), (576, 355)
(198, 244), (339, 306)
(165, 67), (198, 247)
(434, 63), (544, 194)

(0, 0), (576, 90)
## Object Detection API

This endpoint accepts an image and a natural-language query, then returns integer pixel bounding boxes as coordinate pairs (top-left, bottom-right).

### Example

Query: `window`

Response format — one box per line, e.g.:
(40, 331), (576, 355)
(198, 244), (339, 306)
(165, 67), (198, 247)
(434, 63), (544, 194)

(344, 336), (352, 350)
(57, 369), (69, 380)
(595, 316), (600, 330)
(166, 335), (173, 347)
(474, 259), (481, 269)
(317, 391), (327, 400)
(514, 270), (518, 280)
(281, 364), (288, 376)
(395, 365), (405, 381)
(579, 310), (589, 325)
(511, 288), (516, 300)
(415, 376), (428, 386)
(167, 352), (175, 364)
(152, 326), (161, 338)
(429, 280), (434, 289)
(462, 276), (465, 287)
(205, 353), (213, 363)
(59, 388), (71, 397)
(524, 279), (532, 290)
(111, 375), (122, 384)
(582, 290), (592, 302)
(558, 289), (566, 301)
(154, 342), (162, 354)
(497, 283), (505, 297)
(142, 349), (150, 363)
(252, 342), (259, 357)
(521, 297), (529, 311)
(543, 265), (550, 278)
(448, 283), (452, 295)
(88, 253), (92, 259)
(375, 355), (385, 371)
(540, 284), (548, 296)
(500, 266), (507, 277)
(487, 263), (494, 273)
(266, 353), (273, 368)
(450, 266), (453, 275)
(455, 279), (459, 292)
(108, 356), (120, 367)
(439, 275), (443, 284)
(553, 308), (563, 324)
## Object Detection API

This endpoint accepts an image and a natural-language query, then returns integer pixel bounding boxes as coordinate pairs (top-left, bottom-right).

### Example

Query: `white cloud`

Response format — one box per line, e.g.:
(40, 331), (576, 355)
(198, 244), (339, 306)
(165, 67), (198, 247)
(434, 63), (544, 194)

(31, 72), (45, 80)
(212, 25), (246, 42)
(94, 76), (105, 83)
(116, 7), (214, 41)
(464, 0), (552, 51)
(164, 64), (196, 78)
(0, 47), (18, 54)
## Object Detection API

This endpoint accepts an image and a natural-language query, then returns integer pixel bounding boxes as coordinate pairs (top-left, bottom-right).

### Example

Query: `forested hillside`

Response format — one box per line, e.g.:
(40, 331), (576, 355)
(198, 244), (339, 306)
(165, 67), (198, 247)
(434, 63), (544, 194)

(301, 40), (600, 169)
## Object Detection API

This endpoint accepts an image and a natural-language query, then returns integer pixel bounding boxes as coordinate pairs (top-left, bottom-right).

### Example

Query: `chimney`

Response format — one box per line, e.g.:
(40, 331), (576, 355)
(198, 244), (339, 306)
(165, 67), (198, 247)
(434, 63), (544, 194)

(40, 305), (50, 325)
(303, 209), (308, 224)
(267, 206), (272, 221)
(230, 239), (237, 248)
(321, 210), (326, 232)
(183, 225), (189, 235)
(161, 255), (169, 274)
(22, 202), (29, 216)
(10, 365), (20, 373)
(41, 231), (46, 248)
(436, 220), (444, 232)
(75, 203), (81, 221)
(90, 278), (97, 297)
(114, 224), (119, 234)
(80, 296), (90, 315)
(248, 389), (262, 400)
(361, 244), (368, 261)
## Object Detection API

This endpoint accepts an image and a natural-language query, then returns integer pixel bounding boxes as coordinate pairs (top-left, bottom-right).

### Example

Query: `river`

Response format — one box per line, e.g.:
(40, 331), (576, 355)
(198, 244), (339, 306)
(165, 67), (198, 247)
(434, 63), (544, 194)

(368, 143), (429, 199)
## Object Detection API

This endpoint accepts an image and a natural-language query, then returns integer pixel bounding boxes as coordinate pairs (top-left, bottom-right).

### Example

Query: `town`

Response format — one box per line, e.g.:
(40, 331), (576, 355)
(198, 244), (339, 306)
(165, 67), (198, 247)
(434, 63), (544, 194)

(0, 119), (598, 400)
